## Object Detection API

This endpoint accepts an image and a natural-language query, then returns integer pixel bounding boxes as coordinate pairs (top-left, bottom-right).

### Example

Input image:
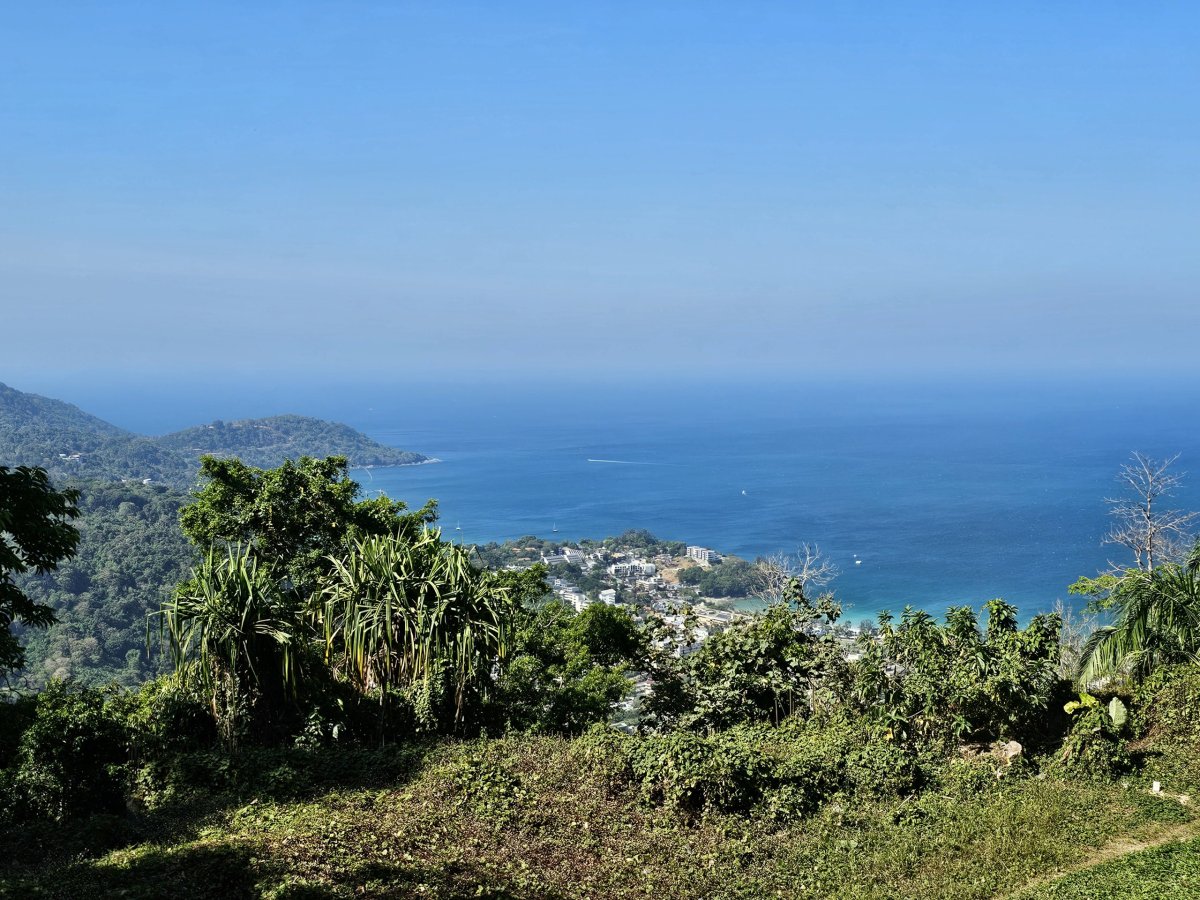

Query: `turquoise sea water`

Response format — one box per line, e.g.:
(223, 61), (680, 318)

(60, 375), (1200, 623)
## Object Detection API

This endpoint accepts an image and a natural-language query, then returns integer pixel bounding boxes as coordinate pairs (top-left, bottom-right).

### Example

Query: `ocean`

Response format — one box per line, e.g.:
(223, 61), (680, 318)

(61, 374), (1200, 623)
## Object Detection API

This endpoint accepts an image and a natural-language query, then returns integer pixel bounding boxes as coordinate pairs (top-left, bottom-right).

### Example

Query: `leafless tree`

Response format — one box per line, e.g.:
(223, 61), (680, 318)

(757, 543), (838, 603)
(1105, 452), (1198, 571)
(1051, 599), (1097, 681)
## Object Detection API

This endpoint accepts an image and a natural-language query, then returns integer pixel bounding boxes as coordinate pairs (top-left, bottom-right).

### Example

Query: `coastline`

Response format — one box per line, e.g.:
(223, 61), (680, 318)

(357, 457), (442, 469)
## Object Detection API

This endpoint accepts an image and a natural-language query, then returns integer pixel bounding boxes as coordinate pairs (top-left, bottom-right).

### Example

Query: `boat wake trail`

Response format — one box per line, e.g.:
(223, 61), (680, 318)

(586, 458), (652, 465)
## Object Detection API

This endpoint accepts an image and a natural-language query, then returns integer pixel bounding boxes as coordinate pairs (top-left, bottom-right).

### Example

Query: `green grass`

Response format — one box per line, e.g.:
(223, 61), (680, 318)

(1020, 835), (1200, 899)
(2, 737), (1197, 899)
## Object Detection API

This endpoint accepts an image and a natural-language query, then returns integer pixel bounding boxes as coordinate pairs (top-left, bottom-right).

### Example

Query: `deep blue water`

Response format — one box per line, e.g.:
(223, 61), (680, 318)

(339, 378), (1200, 622)
(42, 374), (1200, 622)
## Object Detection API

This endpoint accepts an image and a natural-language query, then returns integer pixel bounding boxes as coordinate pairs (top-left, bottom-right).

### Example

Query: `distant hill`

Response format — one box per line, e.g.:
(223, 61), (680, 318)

(157, 415), (427, 470)
(0, 382), (429, 487)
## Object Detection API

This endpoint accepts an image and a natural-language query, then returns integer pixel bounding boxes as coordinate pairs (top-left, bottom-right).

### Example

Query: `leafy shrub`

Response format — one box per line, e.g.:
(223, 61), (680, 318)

(627, 729), (768, 817)
(646, 596), (848, 732)
(1133, 663), (1200, 748)
(117, 673), (216, 758)
(571, 723), (636, 795)
(1055, 693), (1132, 779)
(853, 601), (1061, 748)
(0, 694), (37, 768)
(14, 681), (129, 821)
(619, 717), (905, 820)
(845, 735), (924, 798)
(488, 601), (641, 736)
(447, 747), (528, 826)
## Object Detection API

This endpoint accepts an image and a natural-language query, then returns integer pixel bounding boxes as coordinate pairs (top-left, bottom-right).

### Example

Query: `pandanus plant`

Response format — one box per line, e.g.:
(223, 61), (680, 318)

(319, 528), (516, 730)
(157, 545), (307, 744)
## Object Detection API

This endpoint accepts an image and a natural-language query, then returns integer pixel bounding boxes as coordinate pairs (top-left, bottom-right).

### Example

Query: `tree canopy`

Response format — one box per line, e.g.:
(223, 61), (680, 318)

(0, 466), (80, 676)
(179, 455), (436, 592)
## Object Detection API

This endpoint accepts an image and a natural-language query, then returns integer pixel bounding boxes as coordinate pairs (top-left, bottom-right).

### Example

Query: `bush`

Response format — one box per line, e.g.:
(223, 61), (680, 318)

(117, 673), (216, 759)
(13, 681), (129, 821)
(0, 694), (37, 768)
(845, 736), (924, 798)
(447, 746), (528, 827)
(1055, 694), (1132, 780)
(615, 717), (912, 820)
(1133, 664), (1200, 748)
(488, 601), (640, 736)
(571, 724), (636, 795)
(628, 729), (767, 817)
(853, 601), (1062, 749)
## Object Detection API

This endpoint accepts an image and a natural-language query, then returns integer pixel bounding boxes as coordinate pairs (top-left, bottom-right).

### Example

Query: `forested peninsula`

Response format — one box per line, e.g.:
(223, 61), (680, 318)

(0, 382), (428, 488)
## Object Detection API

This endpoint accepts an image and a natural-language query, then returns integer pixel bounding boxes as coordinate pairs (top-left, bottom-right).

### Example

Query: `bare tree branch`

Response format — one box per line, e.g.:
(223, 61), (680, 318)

(1052, 598), (1097, 681)
(757, 543), (838, 603)
(1104, 452), (1198, 571)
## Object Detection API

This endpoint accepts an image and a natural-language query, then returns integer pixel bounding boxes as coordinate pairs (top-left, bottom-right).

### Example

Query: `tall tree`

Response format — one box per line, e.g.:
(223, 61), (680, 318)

(179, 455), (435, 591)
(0, 466), (80, 676)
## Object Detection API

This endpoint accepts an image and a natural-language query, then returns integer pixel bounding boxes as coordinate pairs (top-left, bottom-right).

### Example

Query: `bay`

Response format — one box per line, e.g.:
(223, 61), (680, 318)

(346, 377), (1200, 622)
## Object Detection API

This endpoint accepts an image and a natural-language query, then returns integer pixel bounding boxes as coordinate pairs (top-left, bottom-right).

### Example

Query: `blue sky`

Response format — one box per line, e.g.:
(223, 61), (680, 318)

(3, 3), (1198, 388)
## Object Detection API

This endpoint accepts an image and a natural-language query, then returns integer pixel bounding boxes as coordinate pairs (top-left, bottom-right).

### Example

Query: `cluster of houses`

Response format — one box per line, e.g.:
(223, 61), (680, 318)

(516, 543), (745, 656)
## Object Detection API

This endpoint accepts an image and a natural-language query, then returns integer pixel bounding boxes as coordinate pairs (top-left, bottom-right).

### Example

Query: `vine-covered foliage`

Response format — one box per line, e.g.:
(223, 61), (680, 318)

(645, 592), (848, 732)
(852, 600), (1062, 748)
(1055, 692), (1132, 779)
(489, 600), (643, 734)
(1133, 663), (1200, 749)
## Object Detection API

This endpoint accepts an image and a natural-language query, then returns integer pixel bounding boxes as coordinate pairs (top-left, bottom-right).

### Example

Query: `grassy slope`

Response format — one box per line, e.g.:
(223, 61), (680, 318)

(4, 737), (1197, 900)
(1018, 832), (1200, 899)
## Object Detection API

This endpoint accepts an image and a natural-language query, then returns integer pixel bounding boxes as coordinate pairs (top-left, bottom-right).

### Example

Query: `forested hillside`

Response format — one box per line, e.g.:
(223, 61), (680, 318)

(157, 414), (427, 470)
(0, 383), (186, 485)
(0, 382), (428, 487)
(14, 481), (193, 689)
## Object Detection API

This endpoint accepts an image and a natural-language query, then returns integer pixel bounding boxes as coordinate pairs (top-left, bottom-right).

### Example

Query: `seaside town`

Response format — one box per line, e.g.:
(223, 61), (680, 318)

(473, 531), (867, 730)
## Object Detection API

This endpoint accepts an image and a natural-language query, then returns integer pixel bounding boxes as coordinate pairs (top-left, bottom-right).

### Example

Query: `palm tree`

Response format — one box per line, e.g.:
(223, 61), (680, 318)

(1078, 556), (1200, 686)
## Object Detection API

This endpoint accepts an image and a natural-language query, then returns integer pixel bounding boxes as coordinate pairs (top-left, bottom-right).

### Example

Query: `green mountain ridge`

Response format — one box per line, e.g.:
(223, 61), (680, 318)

(0, 382), (428, 487)
(156, 414), (427, 471)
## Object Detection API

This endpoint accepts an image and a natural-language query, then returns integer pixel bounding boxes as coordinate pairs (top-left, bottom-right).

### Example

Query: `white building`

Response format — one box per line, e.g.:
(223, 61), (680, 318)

(553, 580), (591, 613)
(599, 588), (618, 605)
(686, 546), (721, 566)
(607, 561), (657, 579)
